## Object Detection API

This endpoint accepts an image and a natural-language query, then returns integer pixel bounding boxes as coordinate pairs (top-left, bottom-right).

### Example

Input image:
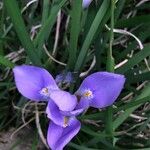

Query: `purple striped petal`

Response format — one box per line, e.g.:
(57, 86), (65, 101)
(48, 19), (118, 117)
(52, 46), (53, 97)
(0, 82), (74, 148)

(13, 65), (58, 101)
(76, 72), (125, 108)
(47, 119), (81, 150)
(50, 90), (77, 111)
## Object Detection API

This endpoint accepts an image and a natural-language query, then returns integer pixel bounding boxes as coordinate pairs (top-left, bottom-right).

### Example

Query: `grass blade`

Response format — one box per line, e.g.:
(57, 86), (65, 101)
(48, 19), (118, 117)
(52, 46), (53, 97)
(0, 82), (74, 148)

(74, 0), (110, 72)
(116, 44), (150, 74)
(34, 0), (67, 50)
(127, 72), (150, 83)
(4, 0), (41, 66)
(41, 0), (50, 25)
(0, 55), (15, 68)
(113, 84), (150, 130)
(114, 96), (150, 112)
(67, 0), (82, 70)
(116, 15), (150, 28)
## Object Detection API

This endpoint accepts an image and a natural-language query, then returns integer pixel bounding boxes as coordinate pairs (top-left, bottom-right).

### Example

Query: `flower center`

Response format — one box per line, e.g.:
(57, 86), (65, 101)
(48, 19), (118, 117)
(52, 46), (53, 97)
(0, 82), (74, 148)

(42, 87), (48, 93)
(83, 89), (93, 99)
(40, 87), (50, 98)
(63, 117), (69, 128)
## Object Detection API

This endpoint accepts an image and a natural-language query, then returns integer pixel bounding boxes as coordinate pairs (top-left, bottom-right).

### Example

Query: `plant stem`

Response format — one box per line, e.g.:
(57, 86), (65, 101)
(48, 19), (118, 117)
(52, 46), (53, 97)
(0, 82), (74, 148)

(106, 0), (115, 73)
(105, 0), (115, 143)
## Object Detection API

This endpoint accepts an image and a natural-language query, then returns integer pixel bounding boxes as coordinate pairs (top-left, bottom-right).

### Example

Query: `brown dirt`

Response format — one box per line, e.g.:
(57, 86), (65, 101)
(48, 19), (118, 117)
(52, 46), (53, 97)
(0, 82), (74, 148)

(0, 128), (46, 150)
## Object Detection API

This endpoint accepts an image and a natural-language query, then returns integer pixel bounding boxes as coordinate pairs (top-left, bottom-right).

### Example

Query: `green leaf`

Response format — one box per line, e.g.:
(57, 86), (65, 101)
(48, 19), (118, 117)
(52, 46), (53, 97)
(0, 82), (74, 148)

(116, 15), (150, 28)
(118, 26), (150, 60)
(0, 55), (15, 68)
(69, 143), (99, 150)
(4, 0), (41, 66)
(116, 44), (150, 74)
(74, 0), (110, 72)
(127, 72), (150, 83)
(81, 125), (110, 138)
(41, 0), (50, 25)
(67, 0), (82, 70)
(113, 83), (150, 130)
(34, 0), (67, 50)
(114, 96), (150, 112)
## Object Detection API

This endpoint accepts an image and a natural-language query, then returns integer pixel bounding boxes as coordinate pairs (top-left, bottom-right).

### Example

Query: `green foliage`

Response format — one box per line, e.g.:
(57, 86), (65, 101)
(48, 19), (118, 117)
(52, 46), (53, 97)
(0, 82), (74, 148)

(1, 0), (150, 149)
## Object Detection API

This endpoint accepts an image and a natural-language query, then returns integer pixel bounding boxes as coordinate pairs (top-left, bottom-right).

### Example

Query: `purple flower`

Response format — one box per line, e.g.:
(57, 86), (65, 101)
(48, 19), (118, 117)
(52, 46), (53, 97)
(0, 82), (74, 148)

(75, 72), (125, 109)
(13, 65), (82, 150)
(13, 65), (125, 150)
(83, 0), (92, 8)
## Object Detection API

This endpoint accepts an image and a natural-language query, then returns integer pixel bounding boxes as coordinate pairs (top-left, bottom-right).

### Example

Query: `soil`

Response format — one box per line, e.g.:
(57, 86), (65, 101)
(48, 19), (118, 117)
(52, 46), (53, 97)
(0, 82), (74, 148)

(0, 128), (46, 150)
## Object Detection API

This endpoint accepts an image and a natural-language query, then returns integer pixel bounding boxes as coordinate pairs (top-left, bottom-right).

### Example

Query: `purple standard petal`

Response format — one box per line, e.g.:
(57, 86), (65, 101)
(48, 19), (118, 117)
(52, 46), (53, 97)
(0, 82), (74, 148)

(50, 90), (77, 111)
(83, 0), (92, 8)
(76, 72), (125, 108)
(47, 119), (81, 150)
(13, 65), (58, 101)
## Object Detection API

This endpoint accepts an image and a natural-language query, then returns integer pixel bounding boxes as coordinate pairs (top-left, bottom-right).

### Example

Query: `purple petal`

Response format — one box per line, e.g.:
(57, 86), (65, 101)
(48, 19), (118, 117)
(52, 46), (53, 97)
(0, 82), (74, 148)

(47, 119), (81, 150)
(76, 97), (90, 109)
(46, 100), (65, 127)
(13, 65), (58, 101)
(64, 72), (74, 83)
(55, 71), (73, 84)
(47, 121), (63, 150)
(76, 72), (125, 108)
(83, 0), (92, 8)
(50, 90), (77, 111)
(55, 73), (63, 84)
(60, 108), (84, 116)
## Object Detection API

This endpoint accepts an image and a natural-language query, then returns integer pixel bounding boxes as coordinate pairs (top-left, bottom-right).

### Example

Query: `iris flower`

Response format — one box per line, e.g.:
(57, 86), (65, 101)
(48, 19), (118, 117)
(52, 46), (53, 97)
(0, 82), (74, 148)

(13, 65), (82, 150)
(13, 65), (125, 150)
